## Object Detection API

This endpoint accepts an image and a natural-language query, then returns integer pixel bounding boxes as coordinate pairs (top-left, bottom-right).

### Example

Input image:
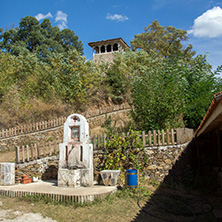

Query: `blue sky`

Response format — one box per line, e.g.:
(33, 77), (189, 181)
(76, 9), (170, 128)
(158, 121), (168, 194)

(1, 0), (222, 70)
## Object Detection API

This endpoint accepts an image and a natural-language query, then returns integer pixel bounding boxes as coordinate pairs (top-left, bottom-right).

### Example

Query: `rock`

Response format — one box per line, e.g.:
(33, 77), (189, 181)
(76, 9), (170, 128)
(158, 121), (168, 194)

(165, 159), (172, 164)
(147, 165), (157, 170)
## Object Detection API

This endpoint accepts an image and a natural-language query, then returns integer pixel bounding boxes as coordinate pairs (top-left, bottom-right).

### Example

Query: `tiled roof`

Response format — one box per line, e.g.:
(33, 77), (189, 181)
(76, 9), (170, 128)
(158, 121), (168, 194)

(195, 91), (222, 137)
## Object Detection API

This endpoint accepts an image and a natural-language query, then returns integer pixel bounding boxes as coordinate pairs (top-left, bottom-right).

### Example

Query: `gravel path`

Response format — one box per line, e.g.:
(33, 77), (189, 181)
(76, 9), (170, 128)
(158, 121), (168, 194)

(0, 209), (57, 222)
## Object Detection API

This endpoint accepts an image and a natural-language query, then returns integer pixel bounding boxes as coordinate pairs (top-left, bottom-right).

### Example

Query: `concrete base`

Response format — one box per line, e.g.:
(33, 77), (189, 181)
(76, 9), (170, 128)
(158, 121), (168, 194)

(58, 168), (93, 188)
(0, 180), (117, 203)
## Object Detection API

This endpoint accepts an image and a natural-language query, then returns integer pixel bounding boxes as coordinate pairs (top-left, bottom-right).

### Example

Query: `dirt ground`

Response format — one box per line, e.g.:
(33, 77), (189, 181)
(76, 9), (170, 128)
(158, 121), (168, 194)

(0, 151), (15, 163)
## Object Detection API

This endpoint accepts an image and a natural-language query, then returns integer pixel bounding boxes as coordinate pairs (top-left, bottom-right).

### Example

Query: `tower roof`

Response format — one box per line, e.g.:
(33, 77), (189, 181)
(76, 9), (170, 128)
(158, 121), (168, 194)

(88, 38), (130, 49)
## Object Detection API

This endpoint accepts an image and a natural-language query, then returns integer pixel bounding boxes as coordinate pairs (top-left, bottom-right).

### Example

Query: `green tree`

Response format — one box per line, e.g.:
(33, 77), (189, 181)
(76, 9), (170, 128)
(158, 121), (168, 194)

(131, 20), (195, 61)
(0, 16), (83, 62)
(182, 55), (218, 129)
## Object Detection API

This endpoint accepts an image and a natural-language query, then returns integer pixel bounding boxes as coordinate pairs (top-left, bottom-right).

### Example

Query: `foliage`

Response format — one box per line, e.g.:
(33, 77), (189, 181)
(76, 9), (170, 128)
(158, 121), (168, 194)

(104, 130), (148, 172)
(0, 50), (104, 127)
(0, 16), (83, 62)
(104, 48), (219, 130)
(131, 20), (195, 61)
(181, 55), (217, 129)
(102, 116), (148, 175)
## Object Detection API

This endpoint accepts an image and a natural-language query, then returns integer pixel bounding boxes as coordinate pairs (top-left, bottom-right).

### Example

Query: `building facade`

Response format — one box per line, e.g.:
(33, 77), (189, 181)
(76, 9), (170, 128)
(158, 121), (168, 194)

(88, 38), (130, 63)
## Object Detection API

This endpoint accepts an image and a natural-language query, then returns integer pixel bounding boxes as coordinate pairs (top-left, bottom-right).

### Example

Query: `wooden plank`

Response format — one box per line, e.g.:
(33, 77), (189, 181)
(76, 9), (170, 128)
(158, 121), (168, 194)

(9, 128), (12, 137)
(15, 147), (20, 164)
(157, 130), (161, 145)
(162, 129), (165, 145)
(5, 129), (8, 137)
(142, 131), (146, 146)
(26, 145), (29, 162)
(148, 131), (152, 146)
(153, 130), (157, 146)
(36, 122), (39, 131)
(30, 144), (34, 160)
(22, 145), (25, 163)
(166, 129), (170, 145)
(171, 129), (175, 145)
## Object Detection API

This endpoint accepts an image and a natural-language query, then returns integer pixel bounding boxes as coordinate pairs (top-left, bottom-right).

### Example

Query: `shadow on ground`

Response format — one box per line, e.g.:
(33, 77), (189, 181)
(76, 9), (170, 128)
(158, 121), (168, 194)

(131, 141), (222, 222)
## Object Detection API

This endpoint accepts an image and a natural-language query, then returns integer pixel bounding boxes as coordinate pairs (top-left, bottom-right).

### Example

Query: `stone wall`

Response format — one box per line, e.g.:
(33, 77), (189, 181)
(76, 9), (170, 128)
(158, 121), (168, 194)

(144, 143), (189, 181)
(15, 142), (189, 184)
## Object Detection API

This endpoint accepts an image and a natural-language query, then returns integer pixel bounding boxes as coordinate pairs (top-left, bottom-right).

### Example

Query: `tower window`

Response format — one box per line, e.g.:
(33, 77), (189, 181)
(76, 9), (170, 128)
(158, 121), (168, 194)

(107, 44), (111, 52)
(113, 43), (118, 51)
(101, 45), (105, 53)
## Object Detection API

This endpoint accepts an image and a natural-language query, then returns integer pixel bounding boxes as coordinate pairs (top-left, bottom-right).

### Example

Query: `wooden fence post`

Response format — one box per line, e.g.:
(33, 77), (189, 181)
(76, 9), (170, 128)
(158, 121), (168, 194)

(162, 129), (165, 145)
(142, 131), (146, 146)
(30, 144), (34, 160)
(153, 130), (157, 146)
(171, 129), (175, 145)
(157, 130), (161, 145)
(34, 143), (38, 159)
(22, 145), (25, 163)
(26, 145), (29, 162)
(148, 131), (152, 146)
(15, 147), (20, 164)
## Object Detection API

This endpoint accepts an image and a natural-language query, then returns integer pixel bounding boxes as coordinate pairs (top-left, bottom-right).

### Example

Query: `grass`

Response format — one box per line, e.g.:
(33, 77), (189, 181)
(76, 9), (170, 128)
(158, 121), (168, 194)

(0, 177), (220, 222)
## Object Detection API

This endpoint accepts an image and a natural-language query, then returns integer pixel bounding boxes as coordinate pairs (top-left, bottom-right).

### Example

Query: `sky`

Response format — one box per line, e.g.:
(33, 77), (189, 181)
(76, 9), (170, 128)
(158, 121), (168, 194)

(1, 0), (222, 70)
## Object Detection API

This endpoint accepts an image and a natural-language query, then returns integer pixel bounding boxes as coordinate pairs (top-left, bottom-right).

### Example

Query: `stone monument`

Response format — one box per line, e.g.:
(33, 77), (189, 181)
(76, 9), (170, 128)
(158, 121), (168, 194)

(0, 163), (15, 185)
(58, 114), (93, 187)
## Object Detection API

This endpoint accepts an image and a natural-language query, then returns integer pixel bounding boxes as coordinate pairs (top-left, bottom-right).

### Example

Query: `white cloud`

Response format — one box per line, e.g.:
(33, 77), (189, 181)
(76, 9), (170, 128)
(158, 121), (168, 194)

(106, 13), (128, 22)
(55, 11), (68, 30)
(188, 6), (222, 38)
(35, 12), (53, 21)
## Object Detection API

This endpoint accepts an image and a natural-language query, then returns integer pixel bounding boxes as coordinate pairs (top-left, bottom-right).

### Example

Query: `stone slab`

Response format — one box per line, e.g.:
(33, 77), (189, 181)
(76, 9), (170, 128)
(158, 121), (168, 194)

(0, 180), (116, 203)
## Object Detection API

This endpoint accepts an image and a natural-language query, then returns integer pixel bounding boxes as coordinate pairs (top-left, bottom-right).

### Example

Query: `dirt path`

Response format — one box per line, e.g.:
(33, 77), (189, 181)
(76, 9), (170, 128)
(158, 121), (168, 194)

(0, 151), (15, 163)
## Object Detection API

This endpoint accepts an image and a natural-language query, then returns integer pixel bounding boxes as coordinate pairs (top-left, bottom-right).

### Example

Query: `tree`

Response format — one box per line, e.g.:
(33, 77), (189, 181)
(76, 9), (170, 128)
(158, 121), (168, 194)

(182, 55), (218, 129)
(0, 16), (83, 62)
(131, 20), (195, 61)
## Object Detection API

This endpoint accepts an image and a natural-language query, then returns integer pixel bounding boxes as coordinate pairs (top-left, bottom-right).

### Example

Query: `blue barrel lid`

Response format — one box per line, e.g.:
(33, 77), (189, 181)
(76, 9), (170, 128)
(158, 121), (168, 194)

(126, 169), (137, 173)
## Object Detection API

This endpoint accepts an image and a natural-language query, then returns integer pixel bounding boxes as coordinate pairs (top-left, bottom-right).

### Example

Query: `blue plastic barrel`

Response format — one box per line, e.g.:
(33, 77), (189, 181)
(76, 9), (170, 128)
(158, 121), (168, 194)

(126, 169), (137, 188)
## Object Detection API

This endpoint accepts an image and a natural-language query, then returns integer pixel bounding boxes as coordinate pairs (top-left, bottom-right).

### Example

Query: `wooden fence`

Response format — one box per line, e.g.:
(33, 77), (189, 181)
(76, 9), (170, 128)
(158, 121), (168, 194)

(0, 103), (130, 140)
(15, 139), (61, 164)
(15, 128), (194, 164)
(91, 129), (177, 150)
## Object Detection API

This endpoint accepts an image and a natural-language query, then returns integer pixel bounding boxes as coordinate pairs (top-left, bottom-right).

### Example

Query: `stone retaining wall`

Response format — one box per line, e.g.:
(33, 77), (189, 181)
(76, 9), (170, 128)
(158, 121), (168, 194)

(15, 142), (189, 184)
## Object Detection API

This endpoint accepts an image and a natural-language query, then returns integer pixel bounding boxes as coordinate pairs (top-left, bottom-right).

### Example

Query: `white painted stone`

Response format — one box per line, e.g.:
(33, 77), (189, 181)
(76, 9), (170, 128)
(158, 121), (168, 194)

(58, 114), (93, 188)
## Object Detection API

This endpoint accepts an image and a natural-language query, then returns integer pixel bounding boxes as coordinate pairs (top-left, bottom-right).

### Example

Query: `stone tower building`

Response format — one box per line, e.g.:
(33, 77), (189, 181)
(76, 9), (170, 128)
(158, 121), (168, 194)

(88, 38), (130, 63)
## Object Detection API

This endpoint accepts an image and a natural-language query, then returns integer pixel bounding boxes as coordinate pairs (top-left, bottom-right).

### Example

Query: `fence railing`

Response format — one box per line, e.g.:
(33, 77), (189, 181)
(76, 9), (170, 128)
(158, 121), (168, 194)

(91, 128), (194, 150)
(0, 103), (130, 140)
(15, 128), (194, 164)
(15, 139), (61, 164)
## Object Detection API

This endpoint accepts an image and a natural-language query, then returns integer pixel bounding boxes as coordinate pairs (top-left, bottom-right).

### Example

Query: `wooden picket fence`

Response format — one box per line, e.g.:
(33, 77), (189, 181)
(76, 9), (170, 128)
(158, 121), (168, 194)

(0, 118), (66, 139)
(15, 128), (193, 164)
(91, 129), (178, 150)
(0, 103), (130, 140)
(15, 139), (61, 164)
